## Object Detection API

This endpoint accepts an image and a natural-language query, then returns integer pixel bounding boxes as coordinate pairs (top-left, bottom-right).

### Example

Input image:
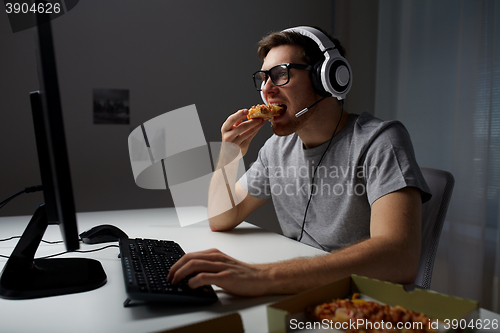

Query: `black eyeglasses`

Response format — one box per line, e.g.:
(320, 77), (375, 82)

(252, 63), (312, 91)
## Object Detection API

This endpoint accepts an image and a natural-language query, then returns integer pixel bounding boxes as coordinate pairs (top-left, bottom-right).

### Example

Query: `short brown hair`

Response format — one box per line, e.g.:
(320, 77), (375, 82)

(257, 27), (346, 66)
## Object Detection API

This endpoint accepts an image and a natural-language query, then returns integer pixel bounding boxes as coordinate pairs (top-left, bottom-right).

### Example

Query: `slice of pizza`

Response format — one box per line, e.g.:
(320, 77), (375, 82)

(247, 104), (284, 120)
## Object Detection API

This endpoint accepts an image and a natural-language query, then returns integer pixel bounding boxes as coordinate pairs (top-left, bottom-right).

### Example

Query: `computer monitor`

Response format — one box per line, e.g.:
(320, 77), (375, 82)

(0, 13), (107, 299)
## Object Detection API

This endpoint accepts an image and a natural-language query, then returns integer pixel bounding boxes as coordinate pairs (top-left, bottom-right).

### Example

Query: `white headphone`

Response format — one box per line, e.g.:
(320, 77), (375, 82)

(281, 26), (352, 100)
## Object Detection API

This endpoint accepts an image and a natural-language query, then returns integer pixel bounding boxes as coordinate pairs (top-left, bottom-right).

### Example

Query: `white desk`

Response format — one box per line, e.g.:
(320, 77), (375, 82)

(1, 208), (499, 333)
(0, 207), (326, 333)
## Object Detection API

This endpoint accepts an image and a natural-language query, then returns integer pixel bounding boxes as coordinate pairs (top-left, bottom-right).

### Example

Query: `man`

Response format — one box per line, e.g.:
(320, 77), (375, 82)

(167, 27), (431, 296)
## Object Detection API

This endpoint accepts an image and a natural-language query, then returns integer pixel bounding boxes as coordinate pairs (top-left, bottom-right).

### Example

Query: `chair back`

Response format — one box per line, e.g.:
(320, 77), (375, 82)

(414, 167), (455, 289)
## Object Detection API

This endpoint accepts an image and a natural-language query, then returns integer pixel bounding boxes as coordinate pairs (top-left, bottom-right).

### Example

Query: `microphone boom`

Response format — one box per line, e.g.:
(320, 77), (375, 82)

(295, 96), (329, 118)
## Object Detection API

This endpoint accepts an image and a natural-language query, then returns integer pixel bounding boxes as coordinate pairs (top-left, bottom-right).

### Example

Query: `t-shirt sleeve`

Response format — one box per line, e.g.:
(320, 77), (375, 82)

(363, 122), (432, 205)
(239, 143), (272, 200)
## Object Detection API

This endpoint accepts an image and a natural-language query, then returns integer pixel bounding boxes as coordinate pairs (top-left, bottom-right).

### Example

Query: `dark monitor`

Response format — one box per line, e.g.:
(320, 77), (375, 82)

(0, 13), (106, 299)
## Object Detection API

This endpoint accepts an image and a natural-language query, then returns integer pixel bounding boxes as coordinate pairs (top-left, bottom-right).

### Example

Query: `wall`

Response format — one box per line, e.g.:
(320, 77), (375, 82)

(334, 0), (379, 116)
(0, 0), (334, 234)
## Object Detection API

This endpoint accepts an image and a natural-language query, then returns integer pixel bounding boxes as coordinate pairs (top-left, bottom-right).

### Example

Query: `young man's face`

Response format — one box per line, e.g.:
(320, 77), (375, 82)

(260, 44), (320, 136)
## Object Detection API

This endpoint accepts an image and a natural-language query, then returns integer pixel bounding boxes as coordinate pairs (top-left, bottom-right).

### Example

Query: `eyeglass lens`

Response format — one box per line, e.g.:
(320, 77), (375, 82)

(254, 64), (289, 91)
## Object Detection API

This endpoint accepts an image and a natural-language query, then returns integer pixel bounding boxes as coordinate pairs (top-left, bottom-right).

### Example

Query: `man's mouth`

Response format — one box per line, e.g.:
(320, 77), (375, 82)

(272, 104), (287, 122)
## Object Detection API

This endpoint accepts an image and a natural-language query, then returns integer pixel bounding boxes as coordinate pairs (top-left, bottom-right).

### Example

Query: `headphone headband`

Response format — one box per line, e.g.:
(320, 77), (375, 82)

(283, 26), (335, 52)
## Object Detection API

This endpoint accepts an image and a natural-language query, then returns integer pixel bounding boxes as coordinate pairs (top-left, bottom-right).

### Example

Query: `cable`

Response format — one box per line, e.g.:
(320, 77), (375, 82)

(0, 190), (25, 210)
(0, 236), (21, 242)
(24, 185), (43, 194)
(37, 245), (119, 260)
(0, 244), (119, 260)
(0, 236), (63, 244)
(41, 239), (64, 244)
(0, 185), (43, 210)
(297, 103), (344, 245)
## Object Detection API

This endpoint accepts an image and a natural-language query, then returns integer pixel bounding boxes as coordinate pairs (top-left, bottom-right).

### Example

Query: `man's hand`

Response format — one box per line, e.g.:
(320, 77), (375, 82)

(166, 248), (271, 297)
(221, 109), (265, 158)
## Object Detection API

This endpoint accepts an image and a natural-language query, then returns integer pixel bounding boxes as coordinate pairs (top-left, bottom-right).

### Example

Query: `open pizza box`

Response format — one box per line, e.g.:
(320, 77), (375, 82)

(267, 275), (479, 333)
(156, 312), (244, 333)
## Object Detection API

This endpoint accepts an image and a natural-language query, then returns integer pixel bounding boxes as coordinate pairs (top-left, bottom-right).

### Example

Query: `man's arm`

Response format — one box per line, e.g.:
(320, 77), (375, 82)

(208, 181), (268, 231)
(167, 187), (422, 296)
(207, 108), (267, 231)
(261, 187), (422, 293)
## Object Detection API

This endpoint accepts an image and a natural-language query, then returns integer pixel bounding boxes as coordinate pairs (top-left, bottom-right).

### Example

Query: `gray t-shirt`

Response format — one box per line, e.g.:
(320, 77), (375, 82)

(240, 112), (431, 251)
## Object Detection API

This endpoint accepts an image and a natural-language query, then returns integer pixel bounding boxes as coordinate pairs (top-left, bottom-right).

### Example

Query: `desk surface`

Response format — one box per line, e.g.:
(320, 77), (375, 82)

(1, 208), (499, 333)
(0, 207), (327, 333)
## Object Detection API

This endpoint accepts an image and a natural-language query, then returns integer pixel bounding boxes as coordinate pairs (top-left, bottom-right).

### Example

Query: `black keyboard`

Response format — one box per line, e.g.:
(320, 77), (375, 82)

(119, 238), (218, 305)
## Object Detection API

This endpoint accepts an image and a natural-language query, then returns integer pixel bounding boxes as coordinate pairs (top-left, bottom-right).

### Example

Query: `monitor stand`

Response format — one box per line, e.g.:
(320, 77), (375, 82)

(0, 205), (107, 299)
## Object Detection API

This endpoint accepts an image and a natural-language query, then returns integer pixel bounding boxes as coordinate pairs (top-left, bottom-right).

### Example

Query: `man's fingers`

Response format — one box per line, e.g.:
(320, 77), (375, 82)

(221, 109), (248, 133)
(234, 120), (265, 146)
(167, 249), (231, 283)
(223, 118), (264, 143)
(170, 259), (229, 285)
(187, 271), (229, 290)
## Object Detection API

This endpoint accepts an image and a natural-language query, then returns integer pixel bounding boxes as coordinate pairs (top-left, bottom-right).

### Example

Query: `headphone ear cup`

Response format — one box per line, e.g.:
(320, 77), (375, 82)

(328, 59), (351, 96)
(310, 62), (331, 97)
